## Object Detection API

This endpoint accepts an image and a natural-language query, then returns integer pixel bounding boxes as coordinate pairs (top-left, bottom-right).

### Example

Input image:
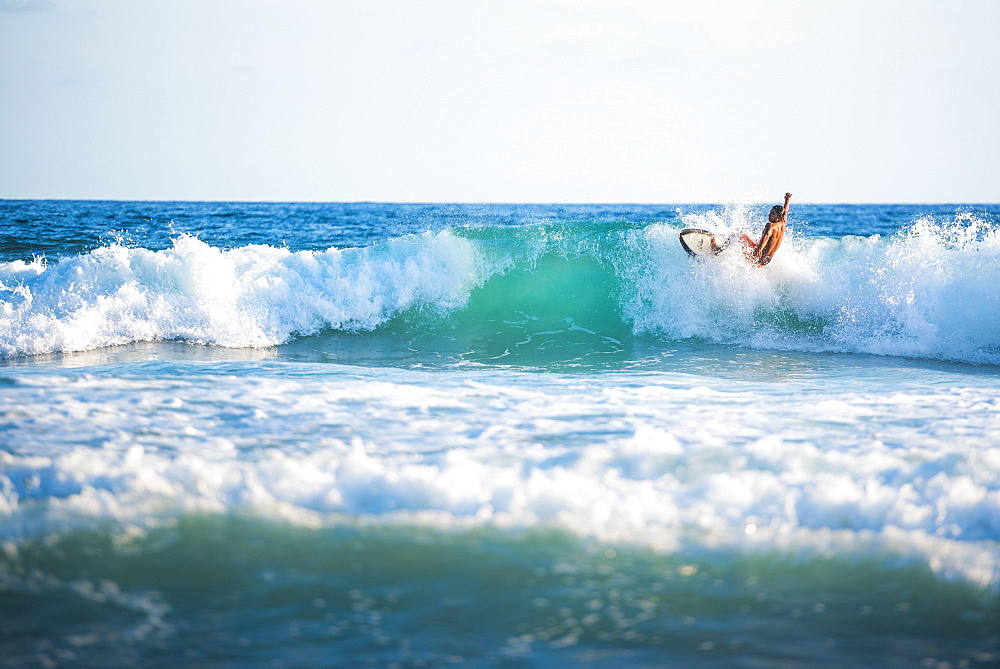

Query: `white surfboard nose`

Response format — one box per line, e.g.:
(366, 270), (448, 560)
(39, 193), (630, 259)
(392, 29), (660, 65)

(678, 228), (719, 258)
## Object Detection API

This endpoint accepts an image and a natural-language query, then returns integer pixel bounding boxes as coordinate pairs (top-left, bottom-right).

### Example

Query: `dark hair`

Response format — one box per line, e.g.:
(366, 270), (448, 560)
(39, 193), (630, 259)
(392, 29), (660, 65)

(769, 205), (784, 222)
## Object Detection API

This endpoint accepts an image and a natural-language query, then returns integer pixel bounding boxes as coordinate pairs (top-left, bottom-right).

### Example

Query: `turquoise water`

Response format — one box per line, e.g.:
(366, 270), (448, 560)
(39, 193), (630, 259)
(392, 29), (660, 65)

(1, 200), (998, 666)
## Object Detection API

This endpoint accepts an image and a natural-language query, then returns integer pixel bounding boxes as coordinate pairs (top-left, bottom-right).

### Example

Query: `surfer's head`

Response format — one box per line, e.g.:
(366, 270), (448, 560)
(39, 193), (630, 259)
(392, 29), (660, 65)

(769, 205), (784, 222)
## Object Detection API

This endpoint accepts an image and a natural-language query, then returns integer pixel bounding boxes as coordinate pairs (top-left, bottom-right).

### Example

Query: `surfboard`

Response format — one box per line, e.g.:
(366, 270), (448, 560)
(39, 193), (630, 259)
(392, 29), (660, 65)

(678, 228), (721, 258)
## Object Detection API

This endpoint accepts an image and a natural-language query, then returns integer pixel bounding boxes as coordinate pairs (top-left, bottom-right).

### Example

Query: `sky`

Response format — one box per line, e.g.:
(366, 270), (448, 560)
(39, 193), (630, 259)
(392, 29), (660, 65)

(1, 0), (998, 203)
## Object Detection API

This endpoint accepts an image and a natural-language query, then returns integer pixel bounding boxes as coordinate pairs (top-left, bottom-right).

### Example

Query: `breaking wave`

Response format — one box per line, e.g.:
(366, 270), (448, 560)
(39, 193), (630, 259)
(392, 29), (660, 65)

(2, 212), (999, 364)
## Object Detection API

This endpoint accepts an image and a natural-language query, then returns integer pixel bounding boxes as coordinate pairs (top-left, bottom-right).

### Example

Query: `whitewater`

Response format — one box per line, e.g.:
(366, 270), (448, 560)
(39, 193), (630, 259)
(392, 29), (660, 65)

(1, 200), (998, 667)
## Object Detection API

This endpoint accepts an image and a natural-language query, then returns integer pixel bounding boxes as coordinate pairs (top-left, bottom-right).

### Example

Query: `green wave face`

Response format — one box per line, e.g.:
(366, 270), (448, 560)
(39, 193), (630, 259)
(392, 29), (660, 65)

(416, 251), (630, 366)
(340, 220), (646, 368)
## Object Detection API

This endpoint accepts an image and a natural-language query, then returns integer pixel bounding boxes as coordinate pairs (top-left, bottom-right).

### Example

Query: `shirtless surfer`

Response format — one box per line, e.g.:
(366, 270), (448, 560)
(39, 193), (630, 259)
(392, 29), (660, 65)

(738, 192), (792, 266)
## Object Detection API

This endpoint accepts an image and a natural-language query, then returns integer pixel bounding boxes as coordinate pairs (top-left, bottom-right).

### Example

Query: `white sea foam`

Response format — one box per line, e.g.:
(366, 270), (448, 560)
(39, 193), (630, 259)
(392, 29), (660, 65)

(0, 231), (483, 357)
(2, 367), (997, 589)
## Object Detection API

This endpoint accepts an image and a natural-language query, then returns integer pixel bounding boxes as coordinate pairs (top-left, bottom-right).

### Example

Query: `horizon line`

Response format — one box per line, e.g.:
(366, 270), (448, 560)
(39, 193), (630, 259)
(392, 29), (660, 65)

(3, 197), (999, 207)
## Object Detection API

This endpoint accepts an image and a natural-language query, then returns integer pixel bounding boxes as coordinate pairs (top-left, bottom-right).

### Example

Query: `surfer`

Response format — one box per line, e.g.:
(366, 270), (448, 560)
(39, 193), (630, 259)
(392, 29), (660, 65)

(738, 192), (791, 266)
(677, 193), (792, 265)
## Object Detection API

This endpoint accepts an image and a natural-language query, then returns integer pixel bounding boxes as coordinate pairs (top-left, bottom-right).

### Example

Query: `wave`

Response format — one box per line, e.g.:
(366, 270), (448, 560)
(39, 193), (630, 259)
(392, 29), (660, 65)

(2, 213), (999, 364)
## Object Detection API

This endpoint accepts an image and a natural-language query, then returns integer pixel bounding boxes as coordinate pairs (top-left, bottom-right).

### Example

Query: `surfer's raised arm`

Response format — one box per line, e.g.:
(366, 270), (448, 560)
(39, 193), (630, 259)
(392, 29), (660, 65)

(752, 192), (792, 267)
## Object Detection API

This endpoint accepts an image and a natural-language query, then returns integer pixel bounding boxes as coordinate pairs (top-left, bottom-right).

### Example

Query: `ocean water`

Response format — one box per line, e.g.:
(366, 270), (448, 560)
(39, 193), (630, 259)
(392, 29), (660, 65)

(1, 200), (998, 667)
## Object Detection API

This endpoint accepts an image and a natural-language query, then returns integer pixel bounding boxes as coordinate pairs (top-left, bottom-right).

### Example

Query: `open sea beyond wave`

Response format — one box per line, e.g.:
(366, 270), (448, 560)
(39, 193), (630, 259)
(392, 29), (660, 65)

(1, 200), (998, 667)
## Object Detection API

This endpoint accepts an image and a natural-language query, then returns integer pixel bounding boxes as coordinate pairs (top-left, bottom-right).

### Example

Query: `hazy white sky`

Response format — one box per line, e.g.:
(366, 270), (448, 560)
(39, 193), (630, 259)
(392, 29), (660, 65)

(1, 0), (998, 203)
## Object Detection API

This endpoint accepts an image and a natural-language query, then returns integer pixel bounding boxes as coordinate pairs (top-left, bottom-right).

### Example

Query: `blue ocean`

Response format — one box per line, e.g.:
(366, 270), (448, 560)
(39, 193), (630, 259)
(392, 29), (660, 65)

(1, 200), (998, 667)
